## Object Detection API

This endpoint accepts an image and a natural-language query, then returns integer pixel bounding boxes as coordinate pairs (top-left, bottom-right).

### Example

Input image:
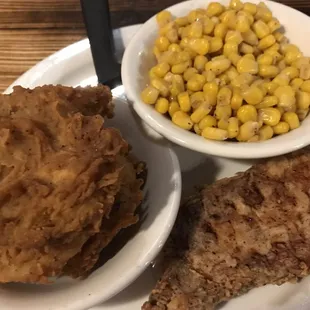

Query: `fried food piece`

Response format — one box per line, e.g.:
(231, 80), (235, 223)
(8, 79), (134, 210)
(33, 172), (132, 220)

(143, 148), (310, 310)
(0, 85), (144, 283)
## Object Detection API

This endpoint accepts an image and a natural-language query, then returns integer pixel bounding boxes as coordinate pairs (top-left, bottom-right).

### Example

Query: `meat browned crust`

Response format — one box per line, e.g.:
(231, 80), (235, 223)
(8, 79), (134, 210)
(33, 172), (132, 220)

(143, 147), (310, 310)
(0, 85), (144, 283)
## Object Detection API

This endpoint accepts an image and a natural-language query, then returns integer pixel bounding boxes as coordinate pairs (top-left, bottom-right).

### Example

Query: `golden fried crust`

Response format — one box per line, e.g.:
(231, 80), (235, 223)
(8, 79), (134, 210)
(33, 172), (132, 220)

(0, 85), (143, 283)
(143, 147), (310, 310)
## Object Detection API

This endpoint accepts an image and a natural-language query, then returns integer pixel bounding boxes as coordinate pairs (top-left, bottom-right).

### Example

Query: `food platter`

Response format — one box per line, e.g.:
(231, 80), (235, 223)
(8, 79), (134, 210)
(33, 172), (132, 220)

(4, 24), (310, 310)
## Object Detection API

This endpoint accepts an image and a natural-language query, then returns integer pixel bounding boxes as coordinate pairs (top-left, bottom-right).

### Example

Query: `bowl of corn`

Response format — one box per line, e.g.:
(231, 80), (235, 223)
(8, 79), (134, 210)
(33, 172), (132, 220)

(122, 0), (310, 158)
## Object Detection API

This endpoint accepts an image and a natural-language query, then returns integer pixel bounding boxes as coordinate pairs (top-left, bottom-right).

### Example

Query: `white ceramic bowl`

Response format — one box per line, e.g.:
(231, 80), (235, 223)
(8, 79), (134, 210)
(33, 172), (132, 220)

(0, 91), (181, 310)
(122, 0), (310, 159)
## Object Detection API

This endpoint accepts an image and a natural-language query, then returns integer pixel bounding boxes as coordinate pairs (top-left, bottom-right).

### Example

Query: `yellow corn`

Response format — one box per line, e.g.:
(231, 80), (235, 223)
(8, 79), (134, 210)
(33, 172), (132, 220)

(255, 6), (273, 23)
(191, 102), (212, 123)
(237, 56), (258, 74)
(203, 82), (219, 106)
(297, 108), (309, 120)
(188, 38), (210, 55)
(188, 21), (203, 38)
(187, 74), (206, 91)
(194, 124), (202, 135)
(226, 66), (239, 81)
(258, 34), (276, 50)
(274, 85), (296, 111)
(273, 73), (290, 87)
(247, 135), (259, 142)
(242, 29), (258, 46)
(168, 44), (181, 53)
(175, 16), (189, 27)
(236, 15), (251, 33)
(211, 16), (220, 25)
(255, 96), (278, 109)
(223, 42), (238, 57)
(170, 76), (185, 97)
(227, 53), (242, 67)
(274, 31), (285, 43)
(171, 61), (190, 74)
(141, 86), (160, 104)
(218, 118), (229, 130)
(285, 50), (303, 66)
(152, 62), (170, 78)
(237, 104), (258, 123)
(292, 56), (309, 69)
(226, 30), (244, 44)
(230, 0), (243, 10)
(155, 98), (169, 114)
(156, 10), (172, 27)
(252, 79), (267, 95)
(215, 105), (232, 119)
(208, 58), (231, 75)
(299, 64), (310, 80)
(199, 115), (217, 129)
(227, 117), (240, 138)
(273, 122), (290, 135)
(214, 23), (228, 39)
(258, 65), (279, 78)
(259, 108), (281, 126)
(231, 89), (243, 110)
(253, 20), (270, 39)
(268, 18), (281, 33)
(259, 125), (274, 140)
(201, 17), (213, 34)
(265, 43), (280, 54)
(218, 73), (230, 86)
(155, 36), (170, 52)
(206, 2), (224, 17)
(168, 101), (180, 117)
(262, 81), (278, 95)
(220, 10), (236, 29)
(209, 37), (223, 53)
(237, 121), (259, 141)
(241, 85), (264, 105)
(281, 66), (299, 80)
(177, 91), (191, 112)
(297, 91), (310, 110)
(202, 70), (216, 82)
(282, 112), (300, 129)
(194, 55), (208, 72)
(265, 50), (283, 63)
(167, 29), (179, 44)
(231, 73), (254, 88)
(243, 2), (257, 15)
(301, 81), (310, 93)
(257, 53), (273, 65)
(238, 10), (254, 25)
(184, 67), (198, 81)
(188, 9), (205, 23)
(239, 43), (254, 54)
(190, 91), (205, 108)
(243, 54), (255, 60)
(151, 77), (170, 97)
(172, 111), (194, 130)
(291, 78), (304, 90)
(202, 127), (228, 140)
(217, 87), (232, 106)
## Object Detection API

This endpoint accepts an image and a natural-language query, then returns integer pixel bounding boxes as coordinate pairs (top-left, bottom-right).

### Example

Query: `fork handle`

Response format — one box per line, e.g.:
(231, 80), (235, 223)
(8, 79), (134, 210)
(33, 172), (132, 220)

(80, 0), (120, 84)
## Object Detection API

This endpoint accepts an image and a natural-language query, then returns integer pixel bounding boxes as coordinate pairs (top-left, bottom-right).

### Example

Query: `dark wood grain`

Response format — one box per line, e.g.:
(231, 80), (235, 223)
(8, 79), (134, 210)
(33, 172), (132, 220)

(0, 0), (309, 92)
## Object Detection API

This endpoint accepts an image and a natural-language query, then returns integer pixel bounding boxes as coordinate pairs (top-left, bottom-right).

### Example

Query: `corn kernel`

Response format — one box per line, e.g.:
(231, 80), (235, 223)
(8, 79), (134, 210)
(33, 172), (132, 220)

(141, 86), (160, 104)
(188, 21), (203, 38)
(171, 61), (191, 75)
(172, 111), (194, 130)
(299, 64), (310, 80)
(214, 23), (228, 39)
(227, 53), (242, 67)
(169, 101), (180, 117)
(208, 58), (231, 75)
(297, 91), (310, 110)
(203, 82), (219, 106)
(151, 77), (170, 97)
(227, 117), (240, 138)
(230, 89), (243, 110)
(253, 20), (270, 39)
(297, 108), (309, 120)
(215, 105), (232, 119)
(274, 85), (296, 111)
(259, 125), (274, 140)
(223, 42), (238, 57)
(237, 105), (258, 123)
(187, 74), (206, 91)
(168, 44), (181, 53)
(226, 30), (244, 44)
(206, 2), (225, 17)
(273, 73), (290, 87)
(230, 0), (243, 10)
(199, 115), (217, 129)
(281, 66), (299, 80)
(241, 85), (264, 105)
(188, 9), (205, 23)
(243, 2), (257, 15)
(258, 34), (276, 50)
(194, 124), (202, 135)
(184, 68), (198, 81)
(202, 17), (216, 34)
(291, 78), (304, 90)
(301, 81), (310, 93)
(231, 73), (254, 88)
(220, 10), (236, 28)
(240, 42), (254, 54)
(152, 62), (170, 78)
(258, 65), (279, 78)
(262, 81), (278, 95)
(238, 10), (254, 25)
(202, 127), (228, 140)
(242, 29), (258, 46)
(202, 70), (216, 82)
(255, 96), (278, 109)
(218, 118), (229, 130)
(274, 31), (285, 43)
(194, 55), (208, 72)
(292, 57), (309, 69)
(191, 102), (212, 123)
(226, 66), (239, 81)
(217, 87), (232, 106)
(236, 15), (251, 33)
(273, 122), (290, 135)
(259, 108), (281, 126)
(155, 36), (170, 52)
(190, 91), (205, 108)
(282, 112), (300, 129)
(175, 16), (189, 27)
(209, 37), (223, 53)
(268, 18), (281, 33)
(237, 56), (258, 74)
(255, 7), (273, 23)
(170, 75), (185, 97)
(188, 38), (210, 55)
(237, 121), (259, 141)
(155, 98), (169, 114)
(285, 50), (303, 66)
(156, 10), (172, 27)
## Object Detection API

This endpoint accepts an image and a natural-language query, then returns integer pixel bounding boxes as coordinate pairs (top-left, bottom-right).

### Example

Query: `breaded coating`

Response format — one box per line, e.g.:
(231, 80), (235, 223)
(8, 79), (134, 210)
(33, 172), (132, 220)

(143, 147), (310, 310)
(0, 85), (143, 283)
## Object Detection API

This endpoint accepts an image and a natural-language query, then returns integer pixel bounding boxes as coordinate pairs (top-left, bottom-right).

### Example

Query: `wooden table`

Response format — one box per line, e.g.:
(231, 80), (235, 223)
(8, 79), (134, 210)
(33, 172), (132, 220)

(0, 0), (309, 92)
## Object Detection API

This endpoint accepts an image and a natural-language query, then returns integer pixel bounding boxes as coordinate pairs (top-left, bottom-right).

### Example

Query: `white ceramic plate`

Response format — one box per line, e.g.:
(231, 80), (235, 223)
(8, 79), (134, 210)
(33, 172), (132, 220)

(5, 24), (310, 310)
